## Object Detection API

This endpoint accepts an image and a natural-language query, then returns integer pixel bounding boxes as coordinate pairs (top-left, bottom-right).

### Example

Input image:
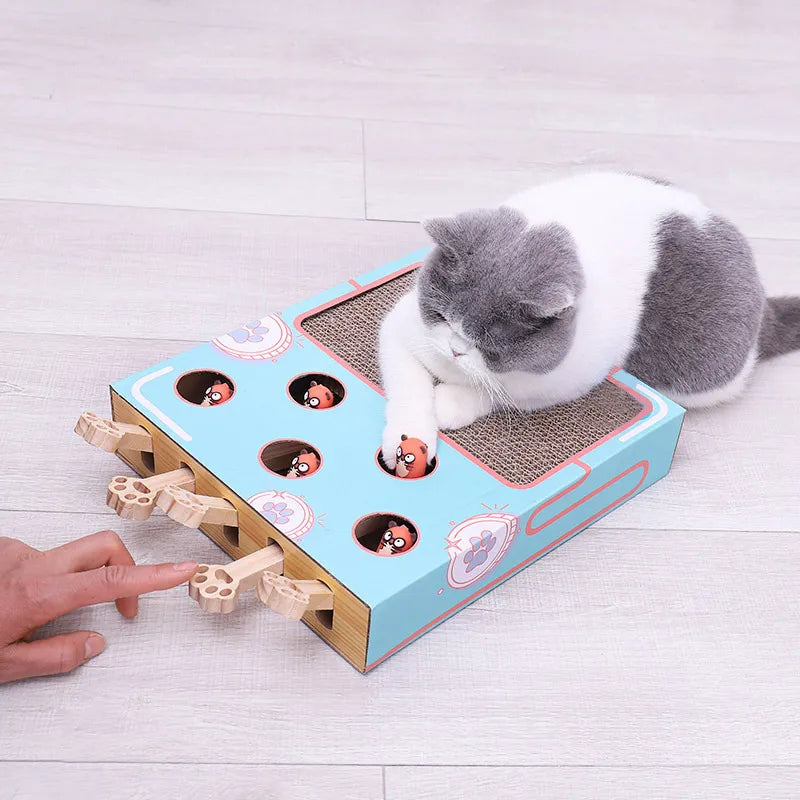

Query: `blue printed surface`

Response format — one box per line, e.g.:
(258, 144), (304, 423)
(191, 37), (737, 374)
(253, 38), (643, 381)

(112, 249), (685, 669)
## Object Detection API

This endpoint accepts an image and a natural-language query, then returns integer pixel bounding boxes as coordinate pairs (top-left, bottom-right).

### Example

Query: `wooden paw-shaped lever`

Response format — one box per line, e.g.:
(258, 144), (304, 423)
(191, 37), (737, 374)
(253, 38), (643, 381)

(106, 467), (195, 520)
(75, 411), (153, 454)
(156, 485), (238, 529)
(257, 573), (334, 620)
(189, 544), (284, 614)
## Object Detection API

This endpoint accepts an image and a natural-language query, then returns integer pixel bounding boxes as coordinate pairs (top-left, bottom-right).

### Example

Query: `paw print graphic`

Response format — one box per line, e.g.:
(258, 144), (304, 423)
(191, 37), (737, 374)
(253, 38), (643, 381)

(262, 501), (294, 526)
(212, 314), (293, 361)
(463, 531), (497, 573)
(228, 320), (270, 344)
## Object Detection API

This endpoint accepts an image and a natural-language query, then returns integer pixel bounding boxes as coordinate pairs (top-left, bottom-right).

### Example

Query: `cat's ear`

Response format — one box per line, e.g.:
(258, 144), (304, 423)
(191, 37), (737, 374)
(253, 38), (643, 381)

(523, 287), (575, 319)
(422, 216), (460, 260)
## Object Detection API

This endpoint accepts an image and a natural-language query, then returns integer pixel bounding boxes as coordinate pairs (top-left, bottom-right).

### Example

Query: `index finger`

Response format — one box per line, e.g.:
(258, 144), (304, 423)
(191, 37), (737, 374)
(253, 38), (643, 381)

(43, 530), (138, 617)
(33, 561), (198, 625)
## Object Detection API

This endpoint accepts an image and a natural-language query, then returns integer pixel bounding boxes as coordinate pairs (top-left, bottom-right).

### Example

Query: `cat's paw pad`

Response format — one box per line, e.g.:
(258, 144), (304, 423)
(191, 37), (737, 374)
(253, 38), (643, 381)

(462, 531), (498, 573)
(435, 384), (481, 430)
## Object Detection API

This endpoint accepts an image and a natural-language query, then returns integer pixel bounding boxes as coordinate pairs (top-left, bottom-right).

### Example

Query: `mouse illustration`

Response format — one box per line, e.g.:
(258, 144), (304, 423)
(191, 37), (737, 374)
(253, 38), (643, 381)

(395, 434), (428, 478)
(200, 375), (234, 407)
(303, 380), (335, 409)
(376, 520), (417, 556)
(286, 448), (320, 478)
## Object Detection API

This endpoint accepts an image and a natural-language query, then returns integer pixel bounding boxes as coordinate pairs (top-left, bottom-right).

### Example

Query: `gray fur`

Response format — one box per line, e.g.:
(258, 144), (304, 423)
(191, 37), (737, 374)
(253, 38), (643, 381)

(759, 297), (800, 358)
(625, 213), (766, 394)
(419, 207), (584, 373)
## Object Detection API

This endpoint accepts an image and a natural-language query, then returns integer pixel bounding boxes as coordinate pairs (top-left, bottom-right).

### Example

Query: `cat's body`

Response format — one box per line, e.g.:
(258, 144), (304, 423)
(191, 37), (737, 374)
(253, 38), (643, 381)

(379, 172), (800, 468)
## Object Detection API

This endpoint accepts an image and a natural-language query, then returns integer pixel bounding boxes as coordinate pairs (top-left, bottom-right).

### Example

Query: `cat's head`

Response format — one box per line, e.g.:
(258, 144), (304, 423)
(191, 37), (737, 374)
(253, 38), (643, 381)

(417, 206), (584, 375)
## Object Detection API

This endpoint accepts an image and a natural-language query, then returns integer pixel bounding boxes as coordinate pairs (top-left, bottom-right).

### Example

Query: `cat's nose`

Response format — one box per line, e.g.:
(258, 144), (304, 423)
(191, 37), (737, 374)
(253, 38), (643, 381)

(450, 346), (466, 358)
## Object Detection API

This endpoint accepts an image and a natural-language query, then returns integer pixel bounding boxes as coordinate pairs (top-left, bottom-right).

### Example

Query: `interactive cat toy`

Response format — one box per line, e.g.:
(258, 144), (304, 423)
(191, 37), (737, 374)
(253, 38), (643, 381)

(76, 249), (684, 671)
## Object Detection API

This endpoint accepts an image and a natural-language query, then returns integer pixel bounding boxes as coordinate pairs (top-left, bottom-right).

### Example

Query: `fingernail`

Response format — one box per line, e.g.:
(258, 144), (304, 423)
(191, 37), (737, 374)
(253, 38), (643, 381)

(84, 634), (105, 660)
(173, 561), (198, 571)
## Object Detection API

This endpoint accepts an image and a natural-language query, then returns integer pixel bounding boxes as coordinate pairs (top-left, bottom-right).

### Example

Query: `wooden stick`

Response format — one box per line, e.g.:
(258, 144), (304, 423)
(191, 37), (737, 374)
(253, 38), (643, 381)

(257, 572), (334, 621)
(188, 544), (285, 614)
(75, 410), (153, 454)
(106, 467), (195, 520)
(156, 485), (238, 529)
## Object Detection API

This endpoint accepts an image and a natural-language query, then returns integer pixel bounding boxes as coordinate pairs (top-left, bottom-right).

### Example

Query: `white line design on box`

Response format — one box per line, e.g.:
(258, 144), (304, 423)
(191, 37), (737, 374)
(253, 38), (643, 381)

(618, 383), (669, 443)
(132, 366), (192, 442)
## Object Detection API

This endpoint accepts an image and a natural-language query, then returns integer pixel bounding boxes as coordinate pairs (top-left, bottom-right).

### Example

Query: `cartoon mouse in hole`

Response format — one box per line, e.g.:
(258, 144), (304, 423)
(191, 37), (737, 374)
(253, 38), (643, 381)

(394, 434), (429, 479)
(200, 375), (234, 407)
(286, 448), (320, 478)
(376, 520), (417, 556)
(303, 380), (335, 409)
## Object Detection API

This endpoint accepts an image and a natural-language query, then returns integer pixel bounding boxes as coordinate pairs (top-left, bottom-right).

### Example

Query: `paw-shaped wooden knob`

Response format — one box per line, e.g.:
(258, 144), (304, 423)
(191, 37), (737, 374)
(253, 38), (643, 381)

(156, 485), (208, 528)
(257, 573), (311, 620)
(188, 565), (240, 614)
(75, 411), (124, 452)
(106, 475), (158, 520)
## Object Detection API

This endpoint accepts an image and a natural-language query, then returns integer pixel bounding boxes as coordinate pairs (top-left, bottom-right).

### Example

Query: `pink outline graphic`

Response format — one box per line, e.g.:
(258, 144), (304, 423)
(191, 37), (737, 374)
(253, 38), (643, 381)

(212, 314), (293, 361)
(445, 512), (519, 589)
(294, 268), (653, 490)
(247, 490), (315, 542)
(366, 460), (650, 671)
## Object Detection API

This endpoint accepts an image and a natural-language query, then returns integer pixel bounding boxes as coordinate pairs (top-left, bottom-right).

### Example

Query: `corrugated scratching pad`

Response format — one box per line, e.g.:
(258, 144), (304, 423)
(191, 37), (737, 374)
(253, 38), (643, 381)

(301, 269), (643, 485)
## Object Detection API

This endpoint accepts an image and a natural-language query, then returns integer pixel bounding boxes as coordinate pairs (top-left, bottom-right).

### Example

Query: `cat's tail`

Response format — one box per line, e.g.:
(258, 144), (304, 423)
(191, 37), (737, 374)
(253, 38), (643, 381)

(759, 297), (800, 359)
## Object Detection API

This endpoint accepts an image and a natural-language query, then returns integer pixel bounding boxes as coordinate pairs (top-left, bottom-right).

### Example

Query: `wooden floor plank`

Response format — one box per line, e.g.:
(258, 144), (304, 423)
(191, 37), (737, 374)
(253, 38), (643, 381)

(2, 3), (799, 142)
(364, 120), (800, 239)
(0, 764), (383, 800)
(0, 97), (364, 218)
(1, 511), (798, 765)
(386, 767), (800, 800)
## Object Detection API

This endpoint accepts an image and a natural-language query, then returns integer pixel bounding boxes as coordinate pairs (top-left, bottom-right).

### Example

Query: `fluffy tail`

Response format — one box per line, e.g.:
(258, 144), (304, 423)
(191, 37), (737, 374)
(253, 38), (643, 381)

(759, 297), (800, 359)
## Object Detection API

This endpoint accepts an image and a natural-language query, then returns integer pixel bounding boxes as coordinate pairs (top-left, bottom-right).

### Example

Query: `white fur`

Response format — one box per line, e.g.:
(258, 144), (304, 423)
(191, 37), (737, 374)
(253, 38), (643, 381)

(379, 172), (717, 461)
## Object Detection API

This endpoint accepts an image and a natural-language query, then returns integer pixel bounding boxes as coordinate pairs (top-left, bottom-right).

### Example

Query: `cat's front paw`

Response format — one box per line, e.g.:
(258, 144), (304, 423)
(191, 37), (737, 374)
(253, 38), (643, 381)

(382, 417), (438, 469)
(434, 383), (486, 430)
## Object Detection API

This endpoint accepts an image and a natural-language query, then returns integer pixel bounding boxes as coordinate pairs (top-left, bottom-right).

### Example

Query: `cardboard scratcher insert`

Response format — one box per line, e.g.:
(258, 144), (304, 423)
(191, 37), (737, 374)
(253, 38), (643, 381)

(301, 269), (644, 485)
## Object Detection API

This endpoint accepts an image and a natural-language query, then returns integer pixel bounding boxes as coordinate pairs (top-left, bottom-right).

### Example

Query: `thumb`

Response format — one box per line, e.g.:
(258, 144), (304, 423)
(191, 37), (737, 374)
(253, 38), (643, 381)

(0, 631), (106, 684)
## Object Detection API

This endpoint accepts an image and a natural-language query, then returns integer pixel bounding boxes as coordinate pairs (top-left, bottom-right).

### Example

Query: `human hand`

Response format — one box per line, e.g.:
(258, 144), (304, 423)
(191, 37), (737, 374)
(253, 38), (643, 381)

(0, 531), (197, 684)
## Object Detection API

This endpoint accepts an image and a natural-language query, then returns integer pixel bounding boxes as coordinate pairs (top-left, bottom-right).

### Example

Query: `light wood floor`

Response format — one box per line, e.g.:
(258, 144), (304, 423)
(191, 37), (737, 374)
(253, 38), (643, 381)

(1, 2), (799, 798)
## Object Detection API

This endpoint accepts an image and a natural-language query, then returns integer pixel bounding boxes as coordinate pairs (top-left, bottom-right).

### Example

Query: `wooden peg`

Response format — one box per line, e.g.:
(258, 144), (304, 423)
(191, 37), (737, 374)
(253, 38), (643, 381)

(257, 573), (334, 621)
(188, 544), (285, 614)
(106, 467), (195, 520)
(156, 485), (238, 529)
(75, 411), (153, 454)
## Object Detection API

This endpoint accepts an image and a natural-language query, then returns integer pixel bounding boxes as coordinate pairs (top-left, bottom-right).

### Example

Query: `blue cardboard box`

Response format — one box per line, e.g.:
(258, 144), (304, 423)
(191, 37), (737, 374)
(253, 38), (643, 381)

(110, 249), (684, 671)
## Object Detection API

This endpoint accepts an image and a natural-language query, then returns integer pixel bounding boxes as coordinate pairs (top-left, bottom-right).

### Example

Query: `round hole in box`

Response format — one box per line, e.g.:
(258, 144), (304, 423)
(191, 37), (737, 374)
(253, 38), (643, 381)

(287, 373), (345, 410)
(376, 443), (437, 480)
(175, 370), (236, 407)
(353, 512), (419, 557)
(259, 439), (322, 479)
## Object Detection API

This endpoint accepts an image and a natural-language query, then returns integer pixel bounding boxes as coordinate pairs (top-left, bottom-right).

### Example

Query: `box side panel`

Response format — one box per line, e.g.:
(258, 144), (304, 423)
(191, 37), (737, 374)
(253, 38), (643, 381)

(111, 391), (371, 672)
(365, 407), (684, 669)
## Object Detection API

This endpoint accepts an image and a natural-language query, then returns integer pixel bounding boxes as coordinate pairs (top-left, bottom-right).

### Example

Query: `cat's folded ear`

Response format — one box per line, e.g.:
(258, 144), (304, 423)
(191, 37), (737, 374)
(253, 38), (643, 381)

(422, 216), (460, 261)
(523, 286), (576, 319)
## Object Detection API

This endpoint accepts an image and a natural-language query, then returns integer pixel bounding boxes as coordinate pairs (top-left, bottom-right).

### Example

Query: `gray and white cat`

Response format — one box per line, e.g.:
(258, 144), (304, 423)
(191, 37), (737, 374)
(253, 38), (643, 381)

(379, 171), (800, 468)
